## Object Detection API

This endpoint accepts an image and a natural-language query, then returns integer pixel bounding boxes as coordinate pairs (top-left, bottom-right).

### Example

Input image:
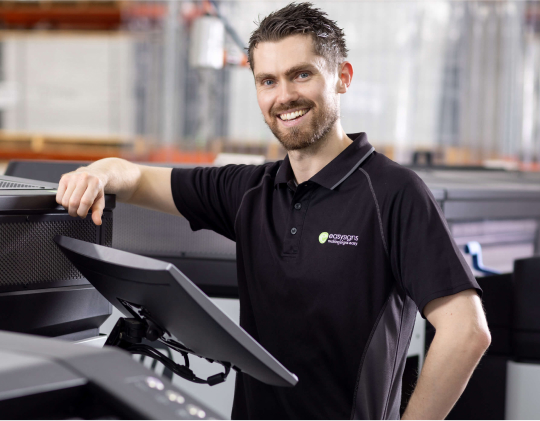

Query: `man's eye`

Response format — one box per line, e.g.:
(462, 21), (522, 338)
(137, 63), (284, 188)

(263, 80), (274, 86)
(298, 72), (310, 79)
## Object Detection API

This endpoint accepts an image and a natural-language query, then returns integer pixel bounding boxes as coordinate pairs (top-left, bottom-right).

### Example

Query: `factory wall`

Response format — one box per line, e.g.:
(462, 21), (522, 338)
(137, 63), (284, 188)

(1, 32), (136, 138)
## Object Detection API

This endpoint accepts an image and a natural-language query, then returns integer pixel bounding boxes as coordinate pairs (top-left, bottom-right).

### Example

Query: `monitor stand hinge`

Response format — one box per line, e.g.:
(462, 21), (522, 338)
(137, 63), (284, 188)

(105, 316), (231, 386)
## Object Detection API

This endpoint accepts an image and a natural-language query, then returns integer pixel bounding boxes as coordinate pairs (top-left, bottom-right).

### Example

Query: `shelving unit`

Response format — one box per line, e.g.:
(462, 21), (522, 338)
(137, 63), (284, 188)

(0, 1), (123, 30)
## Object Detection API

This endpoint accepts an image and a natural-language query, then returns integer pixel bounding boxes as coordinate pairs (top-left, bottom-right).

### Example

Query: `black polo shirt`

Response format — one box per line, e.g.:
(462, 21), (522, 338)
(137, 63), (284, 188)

(171, 133), (481, 420)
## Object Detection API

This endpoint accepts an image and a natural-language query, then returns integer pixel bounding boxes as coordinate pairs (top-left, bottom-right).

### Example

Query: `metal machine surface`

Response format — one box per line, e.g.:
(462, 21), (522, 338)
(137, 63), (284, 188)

(505, 256), (540, 419)
(0, 174), (116, 340)
(413, 168), (540, 223)
(411, 168), (540, 277)
(5, 160), (238, 298)
(0, 174), (115, 211)
(0, 330), (221, 419)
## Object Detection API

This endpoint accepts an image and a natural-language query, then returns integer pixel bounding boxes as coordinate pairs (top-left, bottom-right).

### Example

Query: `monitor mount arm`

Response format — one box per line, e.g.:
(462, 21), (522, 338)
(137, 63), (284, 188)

(105, 305), (231, 386)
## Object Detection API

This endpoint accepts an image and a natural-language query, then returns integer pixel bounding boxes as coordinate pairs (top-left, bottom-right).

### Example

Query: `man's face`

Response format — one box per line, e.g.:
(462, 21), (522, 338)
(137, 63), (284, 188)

(252, 35), (340, 151)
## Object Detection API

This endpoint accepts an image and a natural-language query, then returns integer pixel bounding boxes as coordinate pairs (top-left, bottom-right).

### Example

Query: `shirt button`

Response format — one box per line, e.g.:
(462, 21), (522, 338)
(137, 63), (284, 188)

(291, 228), (297, 235)
(294, 203), (302, 210)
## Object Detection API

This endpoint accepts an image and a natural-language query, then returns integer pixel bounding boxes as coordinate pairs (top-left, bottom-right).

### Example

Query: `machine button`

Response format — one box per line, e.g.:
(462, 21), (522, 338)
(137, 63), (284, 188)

(291, 228), (297, 235)
(146, 377), (164, 391)
(166, 390), (185, 404)
(167, 391), (178, 402)
(187, 404), (200, 416)
(294, 203), (302, 210)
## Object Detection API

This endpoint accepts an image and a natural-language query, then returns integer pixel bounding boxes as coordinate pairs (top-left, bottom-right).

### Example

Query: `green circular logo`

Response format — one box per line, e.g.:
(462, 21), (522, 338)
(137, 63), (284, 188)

(319, 232), (329, 244)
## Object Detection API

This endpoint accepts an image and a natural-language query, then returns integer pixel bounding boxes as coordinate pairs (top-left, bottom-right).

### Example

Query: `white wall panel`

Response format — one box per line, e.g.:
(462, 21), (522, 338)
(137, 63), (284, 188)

(2, 33), (135, 138)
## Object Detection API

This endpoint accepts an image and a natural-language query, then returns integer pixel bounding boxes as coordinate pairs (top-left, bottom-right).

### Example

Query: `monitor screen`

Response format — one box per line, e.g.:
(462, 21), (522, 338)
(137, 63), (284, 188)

(55, 234), (297, 388)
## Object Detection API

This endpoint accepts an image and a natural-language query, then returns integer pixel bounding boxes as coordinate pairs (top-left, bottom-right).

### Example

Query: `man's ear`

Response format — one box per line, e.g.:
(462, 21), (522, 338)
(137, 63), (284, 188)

(337, 62), (353, 94)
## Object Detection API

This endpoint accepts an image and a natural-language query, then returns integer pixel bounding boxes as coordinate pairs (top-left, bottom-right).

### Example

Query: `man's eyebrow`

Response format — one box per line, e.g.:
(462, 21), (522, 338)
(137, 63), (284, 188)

(283, 63), (318, 77)
(254, 62), (319, 84)
(255, 73), (275, 84)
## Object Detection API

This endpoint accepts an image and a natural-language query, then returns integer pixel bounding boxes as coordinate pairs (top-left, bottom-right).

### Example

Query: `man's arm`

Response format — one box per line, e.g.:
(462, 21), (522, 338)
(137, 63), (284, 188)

(401, 289), (491, 420)
(56, 157), (179, 226)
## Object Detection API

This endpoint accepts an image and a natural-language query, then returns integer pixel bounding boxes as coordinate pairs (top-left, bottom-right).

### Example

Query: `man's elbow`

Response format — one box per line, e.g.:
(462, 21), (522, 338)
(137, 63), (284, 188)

(438, 322), (491, 356)
(475, 327), (491, 354)
(465, 325), (491, 356)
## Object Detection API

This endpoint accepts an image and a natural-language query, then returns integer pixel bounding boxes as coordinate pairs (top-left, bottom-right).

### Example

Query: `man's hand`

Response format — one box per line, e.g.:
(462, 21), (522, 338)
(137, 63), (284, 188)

(57, 168), (108, 226)
(55, 157), (178, 225)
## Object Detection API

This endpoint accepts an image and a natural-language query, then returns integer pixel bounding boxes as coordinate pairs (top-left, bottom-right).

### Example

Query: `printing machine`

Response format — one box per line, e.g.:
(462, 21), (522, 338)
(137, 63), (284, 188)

(411, 167), (540, 420)
(0, 330), (221, 420)
(4, 160), (540, 419)
(413, 168), (540, 273)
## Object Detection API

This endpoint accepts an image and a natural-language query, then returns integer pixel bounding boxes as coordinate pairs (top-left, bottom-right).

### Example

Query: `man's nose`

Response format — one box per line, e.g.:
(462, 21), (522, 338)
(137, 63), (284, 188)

(277, 81), (299, 105)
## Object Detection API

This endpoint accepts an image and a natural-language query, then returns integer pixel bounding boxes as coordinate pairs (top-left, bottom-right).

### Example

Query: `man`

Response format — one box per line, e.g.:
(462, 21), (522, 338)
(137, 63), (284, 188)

(57, 3), (490, 419)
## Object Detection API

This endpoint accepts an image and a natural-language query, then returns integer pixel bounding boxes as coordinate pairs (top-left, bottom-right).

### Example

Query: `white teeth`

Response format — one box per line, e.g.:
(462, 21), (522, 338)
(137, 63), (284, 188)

(280, 109), (308, 121)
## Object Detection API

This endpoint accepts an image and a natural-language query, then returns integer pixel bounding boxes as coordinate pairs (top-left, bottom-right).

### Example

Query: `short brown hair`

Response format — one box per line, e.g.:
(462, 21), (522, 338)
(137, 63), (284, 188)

(247, 2), (348, 71)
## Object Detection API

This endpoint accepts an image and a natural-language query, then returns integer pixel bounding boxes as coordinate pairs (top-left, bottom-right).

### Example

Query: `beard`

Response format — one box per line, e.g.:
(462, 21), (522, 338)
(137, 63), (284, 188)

(264, 97), (339, 151)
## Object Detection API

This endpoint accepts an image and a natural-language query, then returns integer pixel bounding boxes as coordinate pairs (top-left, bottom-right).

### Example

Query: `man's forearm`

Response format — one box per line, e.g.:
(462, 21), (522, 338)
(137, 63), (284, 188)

(78, 157), (142, 203)
(401, 328), (490, 420)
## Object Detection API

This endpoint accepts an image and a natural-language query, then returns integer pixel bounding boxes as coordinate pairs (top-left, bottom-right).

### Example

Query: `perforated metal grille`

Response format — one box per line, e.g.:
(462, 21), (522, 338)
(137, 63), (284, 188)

(0, 218), (112, 286)
(113, 203), (236, 258)
(0, 180), (45, 190)
(103, 217), (113, 247)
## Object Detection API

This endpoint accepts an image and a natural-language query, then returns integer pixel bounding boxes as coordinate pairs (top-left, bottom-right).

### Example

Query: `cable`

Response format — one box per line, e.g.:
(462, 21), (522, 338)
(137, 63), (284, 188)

(128, 343), (230, 386)
(106, 316), (231, 386)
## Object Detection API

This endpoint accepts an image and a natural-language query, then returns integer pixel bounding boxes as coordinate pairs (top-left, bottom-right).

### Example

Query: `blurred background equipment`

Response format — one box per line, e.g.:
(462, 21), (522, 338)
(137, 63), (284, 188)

(0, 0), (540, 167)
(189, 16), (224, 69)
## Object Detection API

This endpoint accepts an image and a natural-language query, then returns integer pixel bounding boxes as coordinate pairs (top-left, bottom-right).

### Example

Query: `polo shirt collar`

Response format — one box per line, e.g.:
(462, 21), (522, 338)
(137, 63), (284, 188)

(274, 132), (375, 190)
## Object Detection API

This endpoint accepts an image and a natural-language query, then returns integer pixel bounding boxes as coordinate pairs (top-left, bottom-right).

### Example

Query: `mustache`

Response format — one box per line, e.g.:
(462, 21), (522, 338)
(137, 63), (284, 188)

(271, 100), (315, 116)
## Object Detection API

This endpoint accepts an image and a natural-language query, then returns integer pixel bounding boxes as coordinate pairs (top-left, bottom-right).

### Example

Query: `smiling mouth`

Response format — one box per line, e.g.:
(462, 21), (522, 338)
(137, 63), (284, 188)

(278, 108), (310, 121)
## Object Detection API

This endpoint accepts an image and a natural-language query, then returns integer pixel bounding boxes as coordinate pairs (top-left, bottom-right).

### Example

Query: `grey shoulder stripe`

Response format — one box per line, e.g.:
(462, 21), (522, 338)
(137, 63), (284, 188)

(359, 167), (389, 258)
(233, 174), (271, 231)
(330, 146), (375, 190)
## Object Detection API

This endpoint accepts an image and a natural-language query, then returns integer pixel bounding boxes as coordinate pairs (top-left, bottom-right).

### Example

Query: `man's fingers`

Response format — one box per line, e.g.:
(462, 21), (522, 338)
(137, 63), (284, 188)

(61, 179), (77, 210)
(68, 179), (90, 218)
(57, 171), (105, 223)
(77, 179), (101, 218)
(90, 195), (105, 226)
(56, 174), (69, 205)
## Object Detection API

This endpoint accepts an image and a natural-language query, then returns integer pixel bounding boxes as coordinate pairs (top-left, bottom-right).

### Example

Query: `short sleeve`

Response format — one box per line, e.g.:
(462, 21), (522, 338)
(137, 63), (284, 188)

(171, 164), (263, 242)
(388, 173), (482, 317)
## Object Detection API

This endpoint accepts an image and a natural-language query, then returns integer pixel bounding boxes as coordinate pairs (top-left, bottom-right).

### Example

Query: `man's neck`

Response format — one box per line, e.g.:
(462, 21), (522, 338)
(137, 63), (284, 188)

(288, 123), (352, 185)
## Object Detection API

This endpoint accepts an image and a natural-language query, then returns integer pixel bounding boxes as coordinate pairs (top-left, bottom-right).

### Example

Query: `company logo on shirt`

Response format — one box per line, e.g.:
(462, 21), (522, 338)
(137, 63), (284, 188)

(319, 232), (358, 246)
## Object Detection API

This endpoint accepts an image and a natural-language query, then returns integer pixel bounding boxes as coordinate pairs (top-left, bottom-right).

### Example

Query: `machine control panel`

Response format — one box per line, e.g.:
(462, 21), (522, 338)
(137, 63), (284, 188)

(127, 376), (217, 420)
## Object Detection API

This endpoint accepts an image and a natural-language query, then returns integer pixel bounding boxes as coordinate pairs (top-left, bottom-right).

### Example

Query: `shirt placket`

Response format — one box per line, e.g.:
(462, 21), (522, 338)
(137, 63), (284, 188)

(282, 182), (314, 257)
